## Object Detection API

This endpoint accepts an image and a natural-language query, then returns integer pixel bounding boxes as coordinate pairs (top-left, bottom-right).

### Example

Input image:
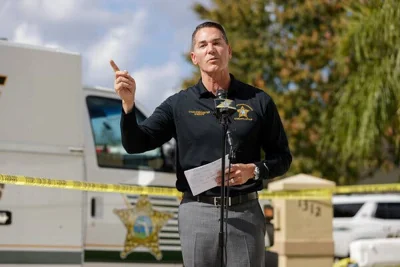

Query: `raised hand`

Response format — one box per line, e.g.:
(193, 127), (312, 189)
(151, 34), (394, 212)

(110, 59), (136, 113)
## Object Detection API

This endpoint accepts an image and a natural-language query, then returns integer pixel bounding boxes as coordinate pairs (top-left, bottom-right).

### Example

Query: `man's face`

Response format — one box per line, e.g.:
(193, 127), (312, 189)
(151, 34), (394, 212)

(191, 27), (232, 74)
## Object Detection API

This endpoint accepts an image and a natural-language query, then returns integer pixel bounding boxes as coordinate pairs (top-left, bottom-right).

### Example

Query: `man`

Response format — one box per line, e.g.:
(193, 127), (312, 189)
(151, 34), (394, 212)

(111, 21), (292, 267)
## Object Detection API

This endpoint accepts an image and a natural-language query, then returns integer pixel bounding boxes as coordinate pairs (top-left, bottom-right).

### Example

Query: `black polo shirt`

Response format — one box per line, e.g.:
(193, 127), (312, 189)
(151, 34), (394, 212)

(121, 74), (292, 197)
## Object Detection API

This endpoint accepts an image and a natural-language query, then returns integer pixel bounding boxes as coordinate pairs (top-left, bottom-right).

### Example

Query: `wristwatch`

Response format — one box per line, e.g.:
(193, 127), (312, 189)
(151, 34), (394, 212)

(253, 165), (260, 181)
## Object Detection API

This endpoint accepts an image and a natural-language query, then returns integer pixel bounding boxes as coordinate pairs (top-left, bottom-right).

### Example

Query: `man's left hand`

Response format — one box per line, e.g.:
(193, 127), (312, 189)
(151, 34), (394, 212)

(215, 163), (256, 186)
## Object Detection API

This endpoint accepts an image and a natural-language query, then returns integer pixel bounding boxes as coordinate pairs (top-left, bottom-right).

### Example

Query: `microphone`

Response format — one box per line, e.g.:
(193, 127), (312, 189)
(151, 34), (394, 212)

(214, 89), (236, 117)
(214, 89), (237, 152)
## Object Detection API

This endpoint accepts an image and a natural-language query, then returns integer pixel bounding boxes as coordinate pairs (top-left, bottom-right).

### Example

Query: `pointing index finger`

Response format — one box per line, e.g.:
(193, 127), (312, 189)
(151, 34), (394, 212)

(110, 59), (120, 73)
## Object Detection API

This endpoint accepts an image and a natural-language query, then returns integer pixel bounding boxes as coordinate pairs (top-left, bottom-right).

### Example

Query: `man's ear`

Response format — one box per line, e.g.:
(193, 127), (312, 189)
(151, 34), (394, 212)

(191, 51), (198, 65)
(228, 45), (232, 59)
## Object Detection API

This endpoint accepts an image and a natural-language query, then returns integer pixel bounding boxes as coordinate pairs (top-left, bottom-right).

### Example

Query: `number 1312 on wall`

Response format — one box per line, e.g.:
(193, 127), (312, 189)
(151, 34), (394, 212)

(298, 200), (321, 217)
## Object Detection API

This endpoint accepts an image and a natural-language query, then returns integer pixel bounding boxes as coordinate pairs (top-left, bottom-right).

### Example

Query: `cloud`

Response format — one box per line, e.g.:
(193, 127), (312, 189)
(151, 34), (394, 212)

(132, 61), (181, 113)
(12, 23), (61, 49)
(18, 0), (85, 21)
(85, 9), (148, 85)
(12, 23), (42, 46)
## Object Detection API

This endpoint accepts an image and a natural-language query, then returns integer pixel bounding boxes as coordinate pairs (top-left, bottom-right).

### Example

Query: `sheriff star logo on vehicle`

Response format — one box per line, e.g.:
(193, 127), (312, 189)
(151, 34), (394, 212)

(113, 195), (174, 260)
(234, 104), (253, 121)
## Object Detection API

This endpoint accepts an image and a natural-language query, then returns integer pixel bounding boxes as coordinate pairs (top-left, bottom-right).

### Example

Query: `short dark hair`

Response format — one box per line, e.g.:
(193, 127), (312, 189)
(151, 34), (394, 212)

(191, 21), (229, 50)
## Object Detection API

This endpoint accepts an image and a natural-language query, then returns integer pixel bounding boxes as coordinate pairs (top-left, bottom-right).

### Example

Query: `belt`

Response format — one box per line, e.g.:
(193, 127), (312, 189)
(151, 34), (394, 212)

(186, 192), (258, 207)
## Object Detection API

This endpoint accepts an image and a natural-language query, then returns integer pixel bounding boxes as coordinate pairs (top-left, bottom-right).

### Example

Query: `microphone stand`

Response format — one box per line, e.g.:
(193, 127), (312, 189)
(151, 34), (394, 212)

(214, 89), (236, 267)
(217, 112), (234, 267)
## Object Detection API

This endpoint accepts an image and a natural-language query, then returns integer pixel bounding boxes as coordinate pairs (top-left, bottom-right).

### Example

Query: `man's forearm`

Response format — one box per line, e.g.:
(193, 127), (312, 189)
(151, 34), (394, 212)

(120, 106), (150, 153)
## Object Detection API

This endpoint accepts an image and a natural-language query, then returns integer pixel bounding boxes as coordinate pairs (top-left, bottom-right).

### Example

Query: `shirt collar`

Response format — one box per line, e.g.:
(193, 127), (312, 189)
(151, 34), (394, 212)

(195, 73), (238, 98)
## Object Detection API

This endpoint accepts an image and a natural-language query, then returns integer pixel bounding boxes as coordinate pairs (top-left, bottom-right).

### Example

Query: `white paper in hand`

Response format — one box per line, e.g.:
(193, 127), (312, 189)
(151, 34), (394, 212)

(184, 154), (230, 196)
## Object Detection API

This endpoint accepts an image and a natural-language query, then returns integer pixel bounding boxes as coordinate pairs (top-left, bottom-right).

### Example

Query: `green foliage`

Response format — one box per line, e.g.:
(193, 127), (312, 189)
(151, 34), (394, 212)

(182, 0), (400, 184)
(320, 0), (400, 174)
(268, 0), (354, 184)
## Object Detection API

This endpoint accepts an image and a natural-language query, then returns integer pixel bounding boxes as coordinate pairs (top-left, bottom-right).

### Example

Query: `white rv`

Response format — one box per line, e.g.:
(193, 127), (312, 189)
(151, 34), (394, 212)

(0, 40), (273, 266)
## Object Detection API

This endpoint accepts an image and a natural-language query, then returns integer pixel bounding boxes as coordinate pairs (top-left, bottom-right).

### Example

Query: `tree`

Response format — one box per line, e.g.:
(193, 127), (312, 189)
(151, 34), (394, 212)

(320, 0), (400, 176)
(268, 0), (357, 184)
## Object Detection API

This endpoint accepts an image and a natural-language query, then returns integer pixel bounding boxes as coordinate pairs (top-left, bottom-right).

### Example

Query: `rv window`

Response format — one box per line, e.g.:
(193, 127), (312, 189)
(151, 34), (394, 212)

(86, 96), (175, 173)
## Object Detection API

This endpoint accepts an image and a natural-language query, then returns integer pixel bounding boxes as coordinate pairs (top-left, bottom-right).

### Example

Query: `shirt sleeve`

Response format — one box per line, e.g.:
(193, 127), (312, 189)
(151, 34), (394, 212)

(255, 96), (292, 180)
(120, 96), (175, 154)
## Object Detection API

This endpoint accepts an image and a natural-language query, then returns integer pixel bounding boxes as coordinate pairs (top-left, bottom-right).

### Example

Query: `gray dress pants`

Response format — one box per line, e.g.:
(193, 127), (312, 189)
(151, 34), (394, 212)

(178, 196), (266, 267)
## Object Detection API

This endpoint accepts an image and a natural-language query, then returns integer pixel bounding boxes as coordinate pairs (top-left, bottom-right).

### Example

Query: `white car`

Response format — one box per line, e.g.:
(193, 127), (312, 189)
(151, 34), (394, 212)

(332, 193), (400, 258)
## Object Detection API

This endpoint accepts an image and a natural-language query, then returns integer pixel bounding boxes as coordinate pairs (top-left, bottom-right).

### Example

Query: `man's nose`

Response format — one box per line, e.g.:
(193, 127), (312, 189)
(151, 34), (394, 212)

(207, 43), (216, 53)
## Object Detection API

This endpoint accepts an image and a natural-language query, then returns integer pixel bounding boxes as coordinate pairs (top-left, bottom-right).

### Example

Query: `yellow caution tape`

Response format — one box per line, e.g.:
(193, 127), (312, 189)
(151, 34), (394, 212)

(335, 183), (400, 194)
(0, 174), (182, 197)
(259, 189), (333, 200)
(1, 174), (400, 199)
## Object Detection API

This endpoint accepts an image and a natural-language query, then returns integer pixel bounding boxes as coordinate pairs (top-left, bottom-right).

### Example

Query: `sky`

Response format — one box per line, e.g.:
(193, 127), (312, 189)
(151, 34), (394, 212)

(0, 0), (211, 113)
